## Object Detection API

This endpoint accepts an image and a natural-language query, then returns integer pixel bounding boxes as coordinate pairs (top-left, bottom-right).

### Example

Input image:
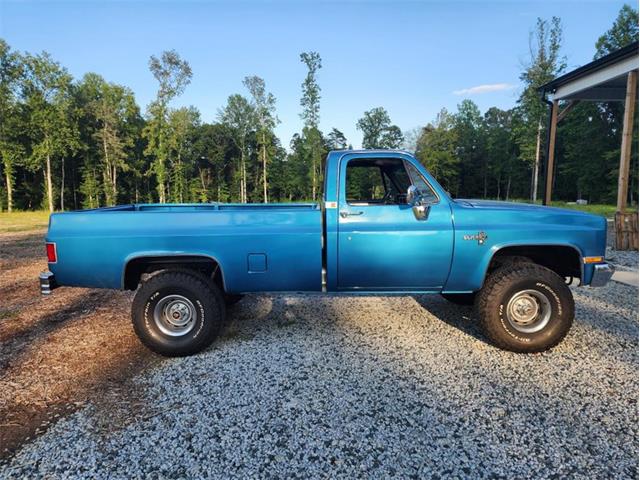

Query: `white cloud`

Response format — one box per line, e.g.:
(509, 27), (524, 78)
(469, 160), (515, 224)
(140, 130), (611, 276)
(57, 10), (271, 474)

(453, 83), (515, 96)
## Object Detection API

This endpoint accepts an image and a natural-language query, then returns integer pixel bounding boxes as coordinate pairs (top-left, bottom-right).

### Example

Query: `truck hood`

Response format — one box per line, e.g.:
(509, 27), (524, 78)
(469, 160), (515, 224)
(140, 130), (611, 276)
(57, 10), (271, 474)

(455, 199), (593, 216)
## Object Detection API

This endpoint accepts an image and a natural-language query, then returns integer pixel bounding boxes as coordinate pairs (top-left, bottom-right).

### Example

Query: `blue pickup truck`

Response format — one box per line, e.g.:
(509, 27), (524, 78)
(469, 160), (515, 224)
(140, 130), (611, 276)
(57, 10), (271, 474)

(41, 150), (613, 356)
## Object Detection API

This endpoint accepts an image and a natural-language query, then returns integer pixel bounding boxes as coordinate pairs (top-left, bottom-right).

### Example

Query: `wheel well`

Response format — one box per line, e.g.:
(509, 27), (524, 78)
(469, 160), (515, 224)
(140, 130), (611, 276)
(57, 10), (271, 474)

(123, 256), (225, 291)
(488, 245), (582, 283)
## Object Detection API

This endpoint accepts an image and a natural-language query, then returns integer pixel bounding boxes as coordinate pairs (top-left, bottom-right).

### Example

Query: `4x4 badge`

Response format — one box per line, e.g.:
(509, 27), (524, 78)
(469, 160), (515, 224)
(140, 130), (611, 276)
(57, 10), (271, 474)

(463, 231), (488, 245)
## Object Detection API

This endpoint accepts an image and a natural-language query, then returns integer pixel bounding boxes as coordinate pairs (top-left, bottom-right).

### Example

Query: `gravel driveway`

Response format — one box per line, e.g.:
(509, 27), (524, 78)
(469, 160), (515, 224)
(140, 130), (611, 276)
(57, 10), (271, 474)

(1, 281), (637, 479)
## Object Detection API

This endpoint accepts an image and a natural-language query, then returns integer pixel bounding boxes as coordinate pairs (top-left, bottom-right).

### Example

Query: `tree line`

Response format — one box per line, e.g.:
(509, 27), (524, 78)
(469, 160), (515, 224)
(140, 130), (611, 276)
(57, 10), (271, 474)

(0, 4), (637, 212)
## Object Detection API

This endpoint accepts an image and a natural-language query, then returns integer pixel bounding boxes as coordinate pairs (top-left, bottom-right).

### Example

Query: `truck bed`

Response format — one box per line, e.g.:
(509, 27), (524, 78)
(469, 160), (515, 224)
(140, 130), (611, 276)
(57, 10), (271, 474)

(46, 203), (323, 293)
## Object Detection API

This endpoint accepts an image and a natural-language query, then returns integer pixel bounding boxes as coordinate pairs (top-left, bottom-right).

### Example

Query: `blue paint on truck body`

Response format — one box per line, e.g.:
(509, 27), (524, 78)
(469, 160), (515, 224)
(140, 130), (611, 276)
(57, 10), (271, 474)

(45, 150), (608, 294)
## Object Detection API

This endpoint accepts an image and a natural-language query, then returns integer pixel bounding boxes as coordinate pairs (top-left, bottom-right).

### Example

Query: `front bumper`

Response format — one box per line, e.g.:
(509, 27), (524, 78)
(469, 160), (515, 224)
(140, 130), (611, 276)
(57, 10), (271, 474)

(590, 263), (615, 287)
(39, 270), (57, 295)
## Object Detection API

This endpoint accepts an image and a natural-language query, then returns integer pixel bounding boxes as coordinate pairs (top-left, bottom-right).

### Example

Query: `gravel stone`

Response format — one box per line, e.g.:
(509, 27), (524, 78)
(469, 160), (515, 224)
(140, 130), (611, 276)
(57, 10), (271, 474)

(1, 283), (637, 479)
(606, 247), (639, 270)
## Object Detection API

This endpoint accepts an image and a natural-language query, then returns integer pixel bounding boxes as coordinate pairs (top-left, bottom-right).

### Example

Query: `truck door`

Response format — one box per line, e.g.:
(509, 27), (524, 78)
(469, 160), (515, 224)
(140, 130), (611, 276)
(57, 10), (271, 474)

(337, 154), (454, 290)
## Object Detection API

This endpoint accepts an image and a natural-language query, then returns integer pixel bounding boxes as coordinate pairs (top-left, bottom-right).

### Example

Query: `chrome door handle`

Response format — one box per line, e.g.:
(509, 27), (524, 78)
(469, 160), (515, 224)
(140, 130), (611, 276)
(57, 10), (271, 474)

(340, 210), (364, 218)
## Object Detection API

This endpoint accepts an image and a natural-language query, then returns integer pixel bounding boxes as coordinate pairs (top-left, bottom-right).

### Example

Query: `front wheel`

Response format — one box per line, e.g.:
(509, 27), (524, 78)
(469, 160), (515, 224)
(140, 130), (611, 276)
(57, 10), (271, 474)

(131, 269), (226, 356)
(475, 263), (574, 353)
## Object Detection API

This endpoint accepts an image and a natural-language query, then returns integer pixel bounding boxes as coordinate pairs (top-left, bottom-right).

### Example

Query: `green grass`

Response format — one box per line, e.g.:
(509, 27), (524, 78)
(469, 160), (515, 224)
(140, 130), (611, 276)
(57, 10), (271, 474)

(0, 210), (51, 233)
(508, 199), (635, 218)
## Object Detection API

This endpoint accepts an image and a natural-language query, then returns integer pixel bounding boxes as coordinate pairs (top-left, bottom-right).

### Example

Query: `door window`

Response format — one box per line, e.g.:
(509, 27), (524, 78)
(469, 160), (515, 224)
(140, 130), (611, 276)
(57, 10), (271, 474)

(346, 158), (410, 205)
(345, 157), (437, 205)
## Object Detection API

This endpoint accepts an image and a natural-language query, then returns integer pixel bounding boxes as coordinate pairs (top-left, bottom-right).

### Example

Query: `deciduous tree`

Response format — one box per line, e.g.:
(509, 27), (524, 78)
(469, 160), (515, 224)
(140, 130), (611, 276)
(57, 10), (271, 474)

(299, 51), (323, 200)
(22, 52), (79, 212)
(219, 94), (255, 203)
(517, 16), (566, 201)
(0, 39), (24, 212)
(356, 107), (404, 149)
(143, 50), (192, 203)
(244, 75), (278, 202)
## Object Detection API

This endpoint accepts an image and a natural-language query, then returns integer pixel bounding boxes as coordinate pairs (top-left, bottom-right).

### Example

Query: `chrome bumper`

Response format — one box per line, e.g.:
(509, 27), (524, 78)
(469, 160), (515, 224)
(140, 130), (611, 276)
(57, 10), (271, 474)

(39, 271), (57, 295)
(590, 263), (615, 287)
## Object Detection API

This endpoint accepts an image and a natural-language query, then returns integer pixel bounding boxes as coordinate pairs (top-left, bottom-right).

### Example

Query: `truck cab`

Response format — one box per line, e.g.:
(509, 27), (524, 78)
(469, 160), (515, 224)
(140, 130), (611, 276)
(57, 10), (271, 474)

(323, 150), (454, 292)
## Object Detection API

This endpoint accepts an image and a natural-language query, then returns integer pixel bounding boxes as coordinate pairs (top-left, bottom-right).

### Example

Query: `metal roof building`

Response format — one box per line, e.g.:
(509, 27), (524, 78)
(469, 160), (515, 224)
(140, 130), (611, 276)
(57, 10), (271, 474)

(539, 42), (638, 249)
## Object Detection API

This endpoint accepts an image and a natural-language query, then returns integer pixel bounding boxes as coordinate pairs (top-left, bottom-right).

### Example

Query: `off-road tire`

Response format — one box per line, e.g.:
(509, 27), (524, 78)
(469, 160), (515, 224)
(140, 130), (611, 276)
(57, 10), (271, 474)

(441, 293), (476, 306)
(475, 263), (574, 353)
(132, 269), (225, 356)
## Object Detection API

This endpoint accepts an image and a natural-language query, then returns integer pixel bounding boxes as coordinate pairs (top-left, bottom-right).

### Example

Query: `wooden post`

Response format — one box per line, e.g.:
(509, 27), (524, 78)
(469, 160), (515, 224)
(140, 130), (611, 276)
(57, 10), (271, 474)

(543, 100), (559, 206)
(616, 70), (638, 213)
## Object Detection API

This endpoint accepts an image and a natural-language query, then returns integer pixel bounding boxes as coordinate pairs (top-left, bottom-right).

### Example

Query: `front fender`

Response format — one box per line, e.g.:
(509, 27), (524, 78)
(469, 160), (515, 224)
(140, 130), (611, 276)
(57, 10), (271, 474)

(450, 242), (585, 293)
(443, 240), (585, 293)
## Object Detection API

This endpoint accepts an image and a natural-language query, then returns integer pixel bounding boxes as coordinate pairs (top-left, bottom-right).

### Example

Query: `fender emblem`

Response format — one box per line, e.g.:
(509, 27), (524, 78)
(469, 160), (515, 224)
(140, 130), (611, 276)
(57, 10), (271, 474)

(463, 231), (488, 245)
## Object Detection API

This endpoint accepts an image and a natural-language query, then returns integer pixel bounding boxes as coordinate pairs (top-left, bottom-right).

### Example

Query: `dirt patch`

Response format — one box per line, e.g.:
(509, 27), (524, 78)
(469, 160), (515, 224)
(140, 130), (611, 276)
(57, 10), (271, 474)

(0, 230), (160, 459)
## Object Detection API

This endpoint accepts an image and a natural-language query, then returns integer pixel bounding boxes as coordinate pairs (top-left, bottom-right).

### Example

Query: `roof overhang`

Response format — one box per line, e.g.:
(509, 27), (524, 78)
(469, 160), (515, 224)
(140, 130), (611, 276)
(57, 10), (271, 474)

(540, 41), (639, 102)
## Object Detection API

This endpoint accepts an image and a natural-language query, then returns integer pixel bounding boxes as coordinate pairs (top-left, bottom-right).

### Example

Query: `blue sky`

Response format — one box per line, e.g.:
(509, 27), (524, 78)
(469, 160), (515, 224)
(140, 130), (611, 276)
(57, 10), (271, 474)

(0, 0), (630, 148)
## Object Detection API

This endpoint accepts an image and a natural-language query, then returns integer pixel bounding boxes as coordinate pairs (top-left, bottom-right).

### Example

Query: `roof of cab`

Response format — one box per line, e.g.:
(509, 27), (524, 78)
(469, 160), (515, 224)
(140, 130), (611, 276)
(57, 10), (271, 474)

(328, 149), (414, 156)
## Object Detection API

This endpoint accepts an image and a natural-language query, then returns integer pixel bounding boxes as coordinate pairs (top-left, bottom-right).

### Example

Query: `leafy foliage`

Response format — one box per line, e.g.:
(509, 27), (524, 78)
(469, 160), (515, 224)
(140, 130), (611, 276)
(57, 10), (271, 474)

(356, 107), (404, 149)
(595, 4), (639, 59)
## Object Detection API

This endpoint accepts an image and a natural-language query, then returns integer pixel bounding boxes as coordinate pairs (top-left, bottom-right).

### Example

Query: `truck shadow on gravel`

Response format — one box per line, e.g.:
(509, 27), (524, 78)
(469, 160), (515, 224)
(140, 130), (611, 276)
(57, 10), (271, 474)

(412, 295), (485, 342)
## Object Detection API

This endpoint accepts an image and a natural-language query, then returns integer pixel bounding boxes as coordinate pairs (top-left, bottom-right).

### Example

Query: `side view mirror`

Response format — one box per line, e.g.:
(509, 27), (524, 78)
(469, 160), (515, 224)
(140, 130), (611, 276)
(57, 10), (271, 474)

(406, 185), (430, 221)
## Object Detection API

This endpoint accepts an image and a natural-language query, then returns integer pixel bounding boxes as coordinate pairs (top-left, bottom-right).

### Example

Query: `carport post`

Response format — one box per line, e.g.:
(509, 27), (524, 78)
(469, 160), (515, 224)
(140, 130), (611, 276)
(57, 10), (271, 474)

(543, 100), (559, 206)
(616, 70), (638, 213)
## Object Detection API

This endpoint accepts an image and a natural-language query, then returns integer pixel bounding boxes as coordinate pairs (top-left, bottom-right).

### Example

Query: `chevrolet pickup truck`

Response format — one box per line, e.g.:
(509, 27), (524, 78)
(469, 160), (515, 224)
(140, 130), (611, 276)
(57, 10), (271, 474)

(40, 150), (614, 356)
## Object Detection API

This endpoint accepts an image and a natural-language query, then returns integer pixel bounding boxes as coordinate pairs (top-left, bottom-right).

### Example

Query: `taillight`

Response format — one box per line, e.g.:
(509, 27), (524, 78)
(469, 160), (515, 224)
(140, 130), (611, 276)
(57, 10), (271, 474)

(46, 242), (57, 263)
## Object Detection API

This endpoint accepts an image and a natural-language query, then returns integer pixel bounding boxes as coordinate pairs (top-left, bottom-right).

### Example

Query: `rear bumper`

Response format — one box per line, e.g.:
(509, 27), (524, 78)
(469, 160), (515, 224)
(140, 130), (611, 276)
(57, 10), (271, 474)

(590, 263), (615, 287)
(39, 270), (57, 295)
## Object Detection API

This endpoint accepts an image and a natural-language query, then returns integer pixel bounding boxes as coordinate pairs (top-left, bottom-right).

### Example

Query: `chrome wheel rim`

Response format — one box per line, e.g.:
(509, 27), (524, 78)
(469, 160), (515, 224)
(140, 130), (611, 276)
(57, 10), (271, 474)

(153, 294), (197, 337)
(505, 289), (552, 334)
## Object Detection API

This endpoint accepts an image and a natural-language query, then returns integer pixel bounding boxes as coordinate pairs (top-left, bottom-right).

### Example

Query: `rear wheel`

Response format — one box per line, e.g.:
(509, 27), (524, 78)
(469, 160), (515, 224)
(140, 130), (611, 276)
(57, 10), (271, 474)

(131, 269), (225, 356)
(475, 263), (574, 353)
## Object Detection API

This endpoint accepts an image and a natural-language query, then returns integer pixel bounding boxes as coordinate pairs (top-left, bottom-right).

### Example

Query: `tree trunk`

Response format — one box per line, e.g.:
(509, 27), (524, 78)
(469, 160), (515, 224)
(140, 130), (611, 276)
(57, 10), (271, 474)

(532, 120), (542, 202)
(199, 168), (207, 201)
(312, 155), (317, 201)
(60, 157), (65, 211)
(72, 159), (78, 210)
(483, 163), (488, 199)
(45, 152), (54, 213)
(102, 134), (113, 205)
(242, 151), (247, 203)
(5, 167), (12, 213)
(239, 159), (243, 202)
(506, 175), (512, 201)
(111, 160), (117, 205)
(262, 133), (268, 203)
